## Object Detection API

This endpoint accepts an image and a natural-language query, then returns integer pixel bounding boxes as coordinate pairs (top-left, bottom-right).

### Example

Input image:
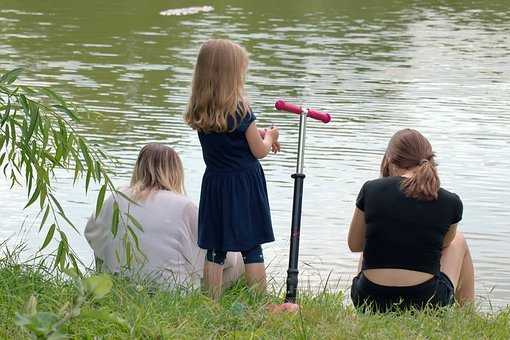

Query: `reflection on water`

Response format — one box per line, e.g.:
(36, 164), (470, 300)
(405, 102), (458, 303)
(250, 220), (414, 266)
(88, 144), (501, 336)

(160, 6), (214, 17)
(1, 0), (509, 309)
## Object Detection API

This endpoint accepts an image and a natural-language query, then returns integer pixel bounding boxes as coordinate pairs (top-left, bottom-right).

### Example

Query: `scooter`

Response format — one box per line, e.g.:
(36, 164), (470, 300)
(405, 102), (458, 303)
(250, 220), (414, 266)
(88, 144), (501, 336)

(274, 100), (331, 304)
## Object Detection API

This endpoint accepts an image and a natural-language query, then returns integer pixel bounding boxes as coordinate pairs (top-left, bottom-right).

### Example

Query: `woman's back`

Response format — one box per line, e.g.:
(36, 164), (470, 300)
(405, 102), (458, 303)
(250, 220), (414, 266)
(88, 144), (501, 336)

(359, 176), (463, 275)
(85, 190), (203, 289)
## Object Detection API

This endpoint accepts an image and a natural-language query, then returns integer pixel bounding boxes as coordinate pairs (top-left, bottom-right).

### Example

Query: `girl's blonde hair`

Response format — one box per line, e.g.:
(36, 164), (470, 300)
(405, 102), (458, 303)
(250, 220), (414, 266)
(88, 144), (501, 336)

(130, 144), (185, 201)
(185, 39), (250, 133)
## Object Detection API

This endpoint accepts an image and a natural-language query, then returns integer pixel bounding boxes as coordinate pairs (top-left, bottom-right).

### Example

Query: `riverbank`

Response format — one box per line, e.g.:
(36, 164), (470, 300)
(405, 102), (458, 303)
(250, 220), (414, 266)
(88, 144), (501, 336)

(1, 257), (508, 339)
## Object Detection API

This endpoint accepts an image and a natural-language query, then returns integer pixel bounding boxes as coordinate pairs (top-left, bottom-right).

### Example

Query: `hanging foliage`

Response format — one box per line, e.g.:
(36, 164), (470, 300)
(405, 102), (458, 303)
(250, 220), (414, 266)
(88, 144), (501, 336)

(0, 68), (142, 272)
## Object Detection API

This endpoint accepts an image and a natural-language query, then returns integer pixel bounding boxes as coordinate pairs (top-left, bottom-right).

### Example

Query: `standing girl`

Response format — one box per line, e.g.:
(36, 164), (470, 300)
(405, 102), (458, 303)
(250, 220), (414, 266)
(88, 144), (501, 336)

(185, 39), (280, 299)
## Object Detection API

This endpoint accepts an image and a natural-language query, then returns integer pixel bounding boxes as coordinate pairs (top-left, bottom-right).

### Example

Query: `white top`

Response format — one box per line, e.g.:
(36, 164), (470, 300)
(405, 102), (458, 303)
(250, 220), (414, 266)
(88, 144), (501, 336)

(84, 189), (204, 289)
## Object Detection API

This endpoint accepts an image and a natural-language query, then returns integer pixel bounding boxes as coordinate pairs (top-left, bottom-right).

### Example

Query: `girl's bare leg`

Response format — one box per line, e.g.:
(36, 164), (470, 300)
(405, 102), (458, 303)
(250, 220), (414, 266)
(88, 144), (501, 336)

(245, 263), (267, 293)
(203, 260), (223, 300)
(222, 252), (245, 290)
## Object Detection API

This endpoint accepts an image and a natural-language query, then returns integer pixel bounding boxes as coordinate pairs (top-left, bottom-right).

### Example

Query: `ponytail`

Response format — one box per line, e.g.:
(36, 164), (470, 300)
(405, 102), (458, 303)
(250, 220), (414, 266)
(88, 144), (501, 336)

(401, 159), (440, 201)
(382, 129), (441, 201)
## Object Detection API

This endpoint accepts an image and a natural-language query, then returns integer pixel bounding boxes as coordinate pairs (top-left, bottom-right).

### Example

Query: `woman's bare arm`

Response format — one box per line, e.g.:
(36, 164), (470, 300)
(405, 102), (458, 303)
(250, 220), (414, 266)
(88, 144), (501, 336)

(443, 224), (458, 248)
(348, 207), (366, 252)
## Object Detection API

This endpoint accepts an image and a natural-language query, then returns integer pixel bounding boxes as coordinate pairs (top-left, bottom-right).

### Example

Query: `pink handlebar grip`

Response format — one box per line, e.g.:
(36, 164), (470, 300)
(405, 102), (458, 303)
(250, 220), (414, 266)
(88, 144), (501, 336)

(307, 108), (331, 124)
(275, 100), (331, 124)
(275, 100), (303, 114)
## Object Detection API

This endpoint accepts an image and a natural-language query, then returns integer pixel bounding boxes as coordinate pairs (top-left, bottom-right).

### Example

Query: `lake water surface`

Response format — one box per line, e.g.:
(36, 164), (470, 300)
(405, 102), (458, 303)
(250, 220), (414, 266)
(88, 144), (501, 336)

(1, 0), (509, 309)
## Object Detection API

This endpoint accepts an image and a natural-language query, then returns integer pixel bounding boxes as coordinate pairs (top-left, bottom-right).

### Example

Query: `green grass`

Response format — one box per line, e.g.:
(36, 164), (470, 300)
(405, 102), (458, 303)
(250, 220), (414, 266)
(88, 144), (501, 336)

(1, 253), (509, 339)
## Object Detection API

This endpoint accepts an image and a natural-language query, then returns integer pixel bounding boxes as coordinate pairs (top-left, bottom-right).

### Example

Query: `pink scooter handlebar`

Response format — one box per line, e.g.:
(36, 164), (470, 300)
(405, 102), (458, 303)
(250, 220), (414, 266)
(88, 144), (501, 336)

(275, 100), (331, 123)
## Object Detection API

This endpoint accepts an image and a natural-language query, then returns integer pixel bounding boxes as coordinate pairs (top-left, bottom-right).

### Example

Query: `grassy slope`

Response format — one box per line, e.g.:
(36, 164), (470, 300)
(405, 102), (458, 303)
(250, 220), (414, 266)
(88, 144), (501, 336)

(1, 259), (509, 339)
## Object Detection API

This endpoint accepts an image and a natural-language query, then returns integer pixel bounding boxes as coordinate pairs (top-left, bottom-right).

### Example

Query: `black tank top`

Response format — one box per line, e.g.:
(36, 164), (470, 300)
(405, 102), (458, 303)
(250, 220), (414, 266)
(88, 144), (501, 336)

(356, 176), (463, 275)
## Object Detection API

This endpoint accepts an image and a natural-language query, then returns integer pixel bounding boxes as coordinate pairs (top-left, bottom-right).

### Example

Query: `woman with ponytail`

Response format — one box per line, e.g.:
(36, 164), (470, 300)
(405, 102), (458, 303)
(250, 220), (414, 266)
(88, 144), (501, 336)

(348, 129), (475, 312)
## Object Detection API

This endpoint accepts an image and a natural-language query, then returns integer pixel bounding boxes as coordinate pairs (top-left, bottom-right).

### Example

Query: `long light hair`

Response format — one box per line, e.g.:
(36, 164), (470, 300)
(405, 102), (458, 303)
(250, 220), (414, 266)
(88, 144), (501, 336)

(380, 129), (440, 201)
(130, 144), (185, 201)
(185, 39), (250, 133)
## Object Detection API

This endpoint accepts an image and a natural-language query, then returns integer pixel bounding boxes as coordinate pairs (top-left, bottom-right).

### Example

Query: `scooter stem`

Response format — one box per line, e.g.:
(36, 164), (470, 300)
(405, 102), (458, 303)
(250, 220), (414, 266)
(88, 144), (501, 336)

(285, 111), (307, 303)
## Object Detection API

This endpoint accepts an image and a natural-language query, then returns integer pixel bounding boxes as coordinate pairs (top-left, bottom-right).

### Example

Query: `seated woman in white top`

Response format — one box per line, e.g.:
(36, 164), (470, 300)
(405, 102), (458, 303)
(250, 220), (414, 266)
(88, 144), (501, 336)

(85, 143), (243, 290)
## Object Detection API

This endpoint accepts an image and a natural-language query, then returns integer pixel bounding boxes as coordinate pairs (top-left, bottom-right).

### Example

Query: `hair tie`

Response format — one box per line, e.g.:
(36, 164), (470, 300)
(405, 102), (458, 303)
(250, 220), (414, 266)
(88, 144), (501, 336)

(419, 159), (429, 166)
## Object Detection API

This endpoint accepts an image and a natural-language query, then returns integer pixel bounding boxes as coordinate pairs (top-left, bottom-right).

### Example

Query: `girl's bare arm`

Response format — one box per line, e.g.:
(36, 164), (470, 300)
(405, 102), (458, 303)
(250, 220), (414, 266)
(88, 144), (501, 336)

(245, 122), (278, 159)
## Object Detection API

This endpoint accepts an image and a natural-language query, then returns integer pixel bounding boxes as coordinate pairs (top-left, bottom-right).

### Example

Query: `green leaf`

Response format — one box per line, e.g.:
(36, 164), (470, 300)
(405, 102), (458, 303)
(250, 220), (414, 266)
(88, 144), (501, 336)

(125, 238), (132, 269)
(72, 158), (82, 185)
(18, 94), (29, 115)
(68, 253), (81, 277)
(39, 224), (55, 251)
(40, 119), (49, 147)
(49, 193), (64, 215)
(0, 99), (10, 127)
(3, 162), (9, 178)
(26, 101), (39, 141)
(25, 161), (33, 193)
(15, 311), (59, 336)
(111, 202), (120, 237)
(39, 205), (50, 231)
(82, 274), (112, 299)
(24, 183), (41, 209)
(78, 138), (93, 172)
(21, 119), (28, 140)
(9, 118), (15, 141)
(95, 184), (107, 218)
(39, 184), (47, 210)
(63, 267), (80, 280)
(57, 119), (68, 144)
(126, 225), (141, 253)
(85, 168), (92, 193)
(55, 238), (68, 270)
(43, 150), (59, 166)
(4, 123), (9, 147)
(115, 190), (139, 206)
(127, 213), (144, 232)
(95, 160), (102, 182)
(54, 143), (64, 163)
(0, 68), (23, 84)
(58, 229), (68, 243)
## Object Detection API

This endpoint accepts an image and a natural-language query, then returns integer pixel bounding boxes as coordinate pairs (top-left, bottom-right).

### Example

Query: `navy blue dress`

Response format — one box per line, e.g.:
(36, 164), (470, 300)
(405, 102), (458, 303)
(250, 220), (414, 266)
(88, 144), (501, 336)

(197, 111), (274, 251)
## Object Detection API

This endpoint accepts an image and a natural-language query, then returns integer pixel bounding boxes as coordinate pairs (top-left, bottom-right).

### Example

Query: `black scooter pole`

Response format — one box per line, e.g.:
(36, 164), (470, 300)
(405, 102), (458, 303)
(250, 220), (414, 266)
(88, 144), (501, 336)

(285, 112), (307, 303)
(274, 100), (331, 304)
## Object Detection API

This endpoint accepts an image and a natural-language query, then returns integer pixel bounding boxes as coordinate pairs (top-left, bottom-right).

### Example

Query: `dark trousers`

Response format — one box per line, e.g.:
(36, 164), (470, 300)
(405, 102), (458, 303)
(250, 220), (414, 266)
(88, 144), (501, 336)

(351, 271), (454, 312)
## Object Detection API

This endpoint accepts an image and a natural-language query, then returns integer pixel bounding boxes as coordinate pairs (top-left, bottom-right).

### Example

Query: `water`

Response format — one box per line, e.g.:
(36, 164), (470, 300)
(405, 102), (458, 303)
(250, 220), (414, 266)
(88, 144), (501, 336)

(1, 0), (509, 309)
